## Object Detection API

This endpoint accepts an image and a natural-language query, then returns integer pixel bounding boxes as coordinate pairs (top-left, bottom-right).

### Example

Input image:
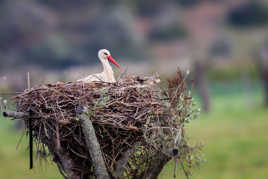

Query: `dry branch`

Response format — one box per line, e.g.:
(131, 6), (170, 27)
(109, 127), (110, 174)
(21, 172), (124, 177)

(2, 110), (27, 119)
(52, 148), (80, 179)
(145, 151), (171, 179)
(78, 107), (110, 179)
(114, 148), (133, 178)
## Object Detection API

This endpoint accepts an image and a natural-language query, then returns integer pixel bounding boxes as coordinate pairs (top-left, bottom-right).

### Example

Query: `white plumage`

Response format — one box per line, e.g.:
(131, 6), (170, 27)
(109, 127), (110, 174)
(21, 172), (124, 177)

(77, 49), (120, 83)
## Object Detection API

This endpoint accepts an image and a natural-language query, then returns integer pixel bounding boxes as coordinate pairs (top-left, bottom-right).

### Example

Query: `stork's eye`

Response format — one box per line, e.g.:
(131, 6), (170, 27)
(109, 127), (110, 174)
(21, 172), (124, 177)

(104, 52), (108, 55)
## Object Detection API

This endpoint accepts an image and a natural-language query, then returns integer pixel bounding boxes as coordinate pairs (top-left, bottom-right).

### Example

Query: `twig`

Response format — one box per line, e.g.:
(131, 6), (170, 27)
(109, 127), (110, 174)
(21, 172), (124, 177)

(55, 123), (61, 151)
(174, 158), (178, 178)
(117, 67), (128, 81)
(180, 161), (190, 179)
(27, 72), (31, 91)
(174, 124), (183, 146)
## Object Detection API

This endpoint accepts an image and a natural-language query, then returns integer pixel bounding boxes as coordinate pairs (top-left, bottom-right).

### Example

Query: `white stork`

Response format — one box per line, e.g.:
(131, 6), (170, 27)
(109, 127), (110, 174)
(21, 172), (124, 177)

(77, 49), (120, 83)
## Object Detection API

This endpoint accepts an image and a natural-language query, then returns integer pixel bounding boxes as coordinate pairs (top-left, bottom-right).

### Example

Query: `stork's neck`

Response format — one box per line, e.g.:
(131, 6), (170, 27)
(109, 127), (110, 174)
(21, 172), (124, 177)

(102, 60), (116, 82)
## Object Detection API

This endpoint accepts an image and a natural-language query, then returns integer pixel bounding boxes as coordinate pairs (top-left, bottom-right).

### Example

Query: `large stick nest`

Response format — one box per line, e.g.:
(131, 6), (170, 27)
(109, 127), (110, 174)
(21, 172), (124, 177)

(14, 72), (199, 178)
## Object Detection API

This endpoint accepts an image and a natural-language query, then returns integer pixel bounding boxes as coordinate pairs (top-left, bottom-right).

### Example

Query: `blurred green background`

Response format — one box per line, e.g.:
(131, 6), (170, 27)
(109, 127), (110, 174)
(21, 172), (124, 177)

(1, 0), (268, 178)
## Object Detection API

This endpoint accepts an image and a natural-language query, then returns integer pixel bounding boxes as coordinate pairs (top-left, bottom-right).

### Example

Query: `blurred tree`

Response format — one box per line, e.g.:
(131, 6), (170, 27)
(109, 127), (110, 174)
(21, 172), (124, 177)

(257, 41), (268, 106)
(210, 37), (232, 59)
(0, 0), (145, 71)
(148, 24), (187, 42)
(133, 0), (177, 17)
(23, 35), (79, 69)
(227, 1), (268, 28)
(181, 0), (247, 112)
(182, 1), (228, 113)
(226, 0), (268, 106)
(39, 0), (121, 9)
(0, 0), (58, 69)
(176, 0), (199, 7)
(79, 7), (145, 60)
(193, 61), (211, 113)
(38, 0), (95, 9)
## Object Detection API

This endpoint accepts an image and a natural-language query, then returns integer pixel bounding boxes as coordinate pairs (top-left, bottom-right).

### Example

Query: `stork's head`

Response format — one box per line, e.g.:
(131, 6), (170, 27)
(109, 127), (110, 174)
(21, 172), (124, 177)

(98, 49), (120, 68)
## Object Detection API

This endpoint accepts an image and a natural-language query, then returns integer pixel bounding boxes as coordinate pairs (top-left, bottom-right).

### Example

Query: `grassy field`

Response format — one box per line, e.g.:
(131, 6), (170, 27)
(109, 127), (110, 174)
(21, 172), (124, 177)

(1, 81), (267, 179)
(160, 82), (268, 179)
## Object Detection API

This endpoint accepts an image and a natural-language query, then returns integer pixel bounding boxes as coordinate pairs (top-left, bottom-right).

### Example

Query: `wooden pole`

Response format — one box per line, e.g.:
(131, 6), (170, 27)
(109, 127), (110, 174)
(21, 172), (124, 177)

(27, 72), (30, 91)
(29, 108), (33, 169)
(26, 72), (33, 169)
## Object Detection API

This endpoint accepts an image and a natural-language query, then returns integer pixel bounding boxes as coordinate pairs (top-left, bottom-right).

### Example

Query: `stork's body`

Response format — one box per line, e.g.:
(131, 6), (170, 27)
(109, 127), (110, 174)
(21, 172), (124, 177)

(77, 49), (120, 83)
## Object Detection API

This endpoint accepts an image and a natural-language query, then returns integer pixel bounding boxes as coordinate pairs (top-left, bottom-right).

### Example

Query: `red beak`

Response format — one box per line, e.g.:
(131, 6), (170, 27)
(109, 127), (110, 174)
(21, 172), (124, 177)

(108, 56), (120, 68)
